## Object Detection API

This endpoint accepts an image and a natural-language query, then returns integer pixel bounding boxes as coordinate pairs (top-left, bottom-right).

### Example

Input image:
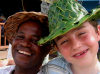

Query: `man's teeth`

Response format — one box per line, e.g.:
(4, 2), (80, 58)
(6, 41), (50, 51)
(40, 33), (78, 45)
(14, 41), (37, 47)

(18, 50), (31, 56)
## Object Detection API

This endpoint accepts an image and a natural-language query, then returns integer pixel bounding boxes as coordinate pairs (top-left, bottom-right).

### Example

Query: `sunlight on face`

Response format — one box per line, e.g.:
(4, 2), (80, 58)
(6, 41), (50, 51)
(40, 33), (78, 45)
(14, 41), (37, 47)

(55, 21), (100, 67)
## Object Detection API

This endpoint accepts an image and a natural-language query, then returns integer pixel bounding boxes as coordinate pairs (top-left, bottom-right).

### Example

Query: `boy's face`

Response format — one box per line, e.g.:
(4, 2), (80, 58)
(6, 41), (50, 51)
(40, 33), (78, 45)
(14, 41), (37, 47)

(55, 21), (100, 67)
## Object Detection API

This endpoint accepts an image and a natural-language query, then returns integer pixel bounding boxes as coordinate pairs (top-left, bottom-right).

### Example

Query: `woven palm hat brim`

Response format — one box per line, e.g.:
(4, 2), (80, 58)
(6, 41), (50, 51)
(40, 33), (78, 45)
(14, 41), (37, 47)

(4, 11), (48, 44)
(38, 0), (100, 45)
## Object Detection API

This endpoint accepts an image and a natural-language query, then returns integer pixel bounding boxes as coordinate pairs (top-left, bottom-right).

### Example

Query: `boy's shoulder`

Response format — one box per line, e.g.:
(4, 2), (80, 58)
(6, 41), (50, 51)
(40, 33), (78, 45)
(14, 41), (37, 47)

(0, 65), (15, 74)
(40, 57), (72, 74)
(48, 56), (68, 67)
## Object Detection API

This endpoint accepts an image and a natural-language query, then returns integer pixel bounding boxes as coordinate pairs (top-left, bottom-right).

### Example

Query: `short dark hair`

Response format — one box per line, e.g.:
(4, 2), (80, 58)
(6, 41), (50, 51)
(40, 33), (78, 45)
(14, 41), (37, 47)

(88, 20), (98, 32)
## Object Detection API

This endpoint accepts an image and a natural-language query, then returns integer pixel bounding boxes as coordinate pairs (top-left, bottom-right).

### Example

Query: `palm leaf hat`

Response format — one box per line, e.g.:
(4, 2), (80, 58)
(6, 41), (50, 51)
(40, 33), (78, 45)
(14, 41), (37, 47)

(38, 0), (100, 45)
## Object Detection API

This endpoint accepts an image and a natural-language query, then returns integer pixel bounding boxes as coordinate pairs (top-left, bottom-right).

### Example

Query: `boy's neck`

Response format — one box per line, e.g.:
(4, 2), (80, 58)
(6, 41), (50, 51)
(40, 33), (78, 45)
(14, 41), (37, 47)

(71, 58), (100, 74)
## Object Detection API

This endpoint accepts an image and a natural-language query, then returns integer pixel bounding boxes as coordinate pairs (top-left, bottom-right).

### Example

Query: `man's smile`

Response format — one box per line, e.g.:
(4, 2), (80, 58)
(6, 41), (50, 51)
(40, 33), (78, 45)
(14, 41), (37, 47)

(18, 50), (32, 56)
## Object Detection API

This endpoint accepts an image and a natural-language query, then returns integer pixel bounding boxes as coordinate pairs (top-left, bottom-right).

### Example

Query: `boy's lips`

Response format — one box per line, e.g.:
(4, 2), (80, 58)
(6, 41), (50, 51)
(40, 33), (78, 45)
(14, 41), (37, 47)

(72, 49), (88, 58)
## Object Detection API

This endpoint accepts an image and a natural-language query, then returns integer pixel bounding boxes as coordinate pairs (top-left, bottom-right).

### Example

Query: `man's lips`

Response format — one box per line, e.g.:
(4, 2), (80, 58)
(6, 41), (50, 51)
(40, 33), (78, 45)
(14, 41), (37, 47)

(73, 49), (88, 57)
(18, 50), (31, 56)
(17, 49), (33, 56)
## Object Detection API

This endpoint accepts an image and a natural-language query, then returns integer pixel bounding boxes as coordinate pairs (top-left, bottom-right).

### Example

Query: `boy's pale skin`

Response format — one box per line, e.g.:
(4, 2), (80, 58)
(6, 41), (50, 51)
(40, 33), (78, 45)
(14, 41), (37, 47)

(55, 21), (100, 74)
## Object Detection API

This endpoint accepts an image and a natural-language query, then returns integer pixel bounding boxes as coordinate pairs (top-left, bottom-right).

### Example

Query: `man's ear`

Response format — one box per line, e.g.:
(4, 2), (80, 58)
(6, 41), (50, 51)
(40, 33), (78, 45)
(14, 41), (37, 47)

(97, 25), (100, 41)
(11, 37), (15, 44)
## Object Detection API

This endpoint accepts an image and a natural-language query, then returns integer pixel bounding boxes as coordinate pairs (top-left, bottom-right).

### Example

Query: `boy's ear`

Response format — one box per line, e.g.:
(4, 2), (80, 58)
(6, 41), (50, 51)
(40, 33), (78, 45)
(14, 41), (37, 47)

(53, 40), (60, 51)
(54, 44), (59, 51)
(97, 25), (100, 41)
(54, 40), (59, 51)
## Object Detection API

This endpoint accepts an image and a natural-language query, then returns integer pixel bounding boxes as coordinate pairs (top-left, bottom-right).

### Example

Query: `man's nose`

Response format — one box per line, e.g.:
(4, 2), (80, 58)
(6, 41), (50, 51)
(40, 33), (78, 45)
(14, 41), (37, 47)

(20, 39), (32, 47)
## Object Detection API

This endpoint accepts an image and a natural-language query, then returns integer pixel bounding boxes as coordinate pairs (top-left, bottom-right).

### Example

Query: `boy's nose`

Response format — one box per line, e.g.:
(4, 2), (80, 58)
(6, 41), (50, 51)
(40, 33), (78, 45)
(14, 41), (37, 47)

(72, 39), (81, 50)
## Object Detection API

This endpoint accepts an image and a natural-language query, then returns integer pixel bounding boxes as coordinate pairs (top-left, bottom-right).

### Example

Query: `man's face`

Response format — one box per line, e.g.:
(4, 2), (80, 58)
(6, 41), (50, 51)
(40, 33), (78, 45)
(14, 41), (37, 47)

(12, 21), (45, 68)
(55, 21), (100, 67)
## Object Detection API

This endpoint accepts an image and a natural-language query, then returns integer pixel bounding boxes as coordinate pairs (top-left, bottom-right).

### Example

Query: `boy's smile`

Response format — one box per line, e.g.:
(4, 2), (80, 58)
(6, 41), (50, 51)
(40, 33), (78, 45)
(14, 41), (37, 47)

(55, 21), (100, 67)
(72, 48), (88, 59)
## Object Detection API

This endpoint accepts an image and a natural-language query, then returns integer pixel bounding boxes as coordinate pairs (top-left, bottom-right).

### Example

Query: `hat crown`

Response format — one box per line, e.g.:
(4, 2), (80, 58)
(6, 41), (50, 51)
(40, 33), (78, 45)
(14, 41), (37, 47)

(48, 0), (88, 33)
(38, 0), (100, 45)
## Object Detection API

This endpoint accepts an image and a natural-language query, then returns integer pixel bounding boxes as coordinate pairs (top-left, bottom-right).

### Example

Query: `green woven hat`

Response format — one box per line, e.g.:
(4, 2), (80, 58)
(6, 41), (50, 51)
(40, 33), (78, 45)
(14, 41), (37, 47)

(38, 0), (100, 45)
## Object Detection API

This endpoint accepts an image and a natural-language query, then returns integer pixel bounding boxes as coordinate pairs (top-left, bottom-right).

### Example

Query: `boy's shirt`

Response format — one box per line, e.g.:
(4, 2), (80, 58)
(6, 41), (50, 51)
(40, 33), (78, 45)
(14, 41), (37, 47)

(40, 56), (100, 74)
(40, 57), (73, 74)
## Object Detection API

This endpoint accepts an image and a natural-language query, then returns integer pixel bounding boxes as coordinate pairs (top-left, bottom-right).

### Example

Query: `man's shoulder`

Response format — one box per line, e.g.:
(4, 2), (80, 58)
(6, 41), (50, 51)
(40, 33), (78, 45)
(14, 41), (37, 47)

(0, 65), (15, 74)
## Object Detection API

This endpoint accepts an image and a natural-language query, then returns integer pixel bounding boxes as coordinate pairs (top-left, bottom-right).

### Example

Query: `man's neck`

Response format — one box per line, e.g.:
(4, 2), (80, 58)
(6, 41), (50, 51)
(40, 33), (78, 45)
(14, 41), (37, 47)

(14, 66), (40, 74)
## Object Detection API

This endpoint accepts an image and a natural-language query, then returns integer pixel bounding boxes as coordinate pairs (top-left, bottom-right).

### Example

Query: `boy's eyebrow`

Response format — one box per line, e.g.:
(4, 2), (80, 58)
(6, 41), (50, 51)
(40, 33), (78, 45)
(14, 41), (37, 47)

(55, 36), (64, 42)
(55, 25), (86, 42)
(75, 25), (86, 31)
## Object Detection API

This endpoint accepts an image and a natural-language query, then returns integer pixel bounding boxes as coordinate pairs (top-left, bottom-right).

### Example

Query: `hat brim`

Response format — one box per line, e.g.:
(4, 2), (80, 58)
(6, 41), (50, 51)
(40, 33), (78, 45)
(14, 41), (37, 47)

(38, 8), (100, 45)
(4, 11), (48, 44)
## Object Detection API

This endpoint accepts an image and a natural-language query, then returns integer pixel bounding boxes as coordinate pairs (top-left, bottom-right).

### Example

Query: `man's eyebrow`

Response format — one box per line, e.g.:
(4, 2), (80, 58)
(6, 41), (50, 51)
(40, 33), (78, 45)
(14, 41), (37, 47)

(32, 35), (40, 38)
(17, 31), (24, 34)
(18, 32), (40, 38)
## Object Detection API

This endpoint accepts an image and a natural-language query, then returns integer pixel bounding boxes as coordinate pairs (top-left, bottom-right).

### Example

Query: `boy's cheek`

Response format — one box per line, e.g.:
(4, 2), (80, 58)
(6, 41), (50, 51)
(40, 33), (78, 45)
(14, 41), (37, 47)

(58, 44), (70, 51)
(84, 35), (98, 47)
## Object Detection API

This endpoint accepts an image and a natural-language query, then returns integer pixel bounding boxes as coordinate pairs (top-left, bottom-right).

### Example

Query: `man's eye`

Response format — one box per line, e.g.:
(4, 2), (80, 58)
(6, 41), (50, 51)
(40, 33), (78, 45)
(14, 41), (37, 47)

(60, 40), (68, 45)
(16, 35), (24, 39)
(31, 39), (38, 44)
(78, 32), (86, 36)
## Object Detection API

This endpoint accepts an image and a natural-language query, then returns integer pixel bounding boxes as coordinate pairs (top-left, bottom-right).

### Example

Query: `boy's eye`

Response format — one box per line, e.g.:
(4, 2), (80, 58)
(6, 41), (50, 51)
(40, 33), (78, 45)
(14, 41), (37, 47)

(78, 32), (86, 36)
(60, 40), (68, 45)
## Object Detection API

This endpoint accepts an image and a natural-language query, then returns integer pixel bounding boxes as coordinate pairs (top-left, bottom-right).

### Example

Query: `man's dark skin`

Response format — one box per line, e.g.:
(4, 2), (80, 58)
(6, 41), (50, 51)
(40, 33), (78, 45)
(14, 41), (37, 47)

(11, 20), (50, 74)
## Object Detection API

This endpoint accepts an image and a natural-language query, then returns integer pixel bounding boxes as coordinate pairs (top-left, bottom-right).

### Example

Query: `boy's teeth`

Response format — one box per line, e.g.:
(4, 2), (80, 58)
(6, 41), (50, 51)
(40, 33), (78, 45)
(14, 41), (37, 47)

(18, 50), (31, 56)
(84, 50), (87, 53)
(75, 54), (81, 56)
(74, 49), (88, 57)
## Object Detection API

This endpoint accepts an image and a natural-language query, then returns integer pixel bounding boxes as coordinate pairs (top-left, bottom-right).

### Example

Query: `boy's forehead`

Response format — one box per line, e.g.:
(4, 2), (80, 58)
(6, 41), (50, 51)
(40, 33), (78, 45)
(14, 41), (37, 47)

(55, 24), (86, 41)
